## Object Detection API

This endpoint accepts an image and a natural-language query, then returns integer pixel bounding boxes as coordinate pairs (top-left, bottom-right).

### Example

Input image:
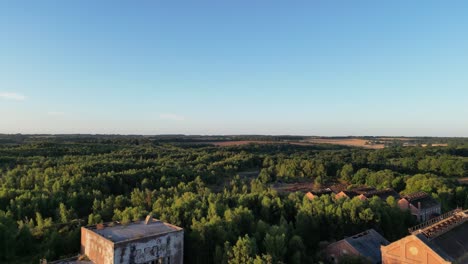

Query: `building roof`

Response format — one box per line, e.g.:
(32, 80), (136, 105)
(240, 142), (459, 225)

(329, 184), (347, 193)
(343, 229), (390, 263)
(351, 187), (376, 194)
(411, 209), (468, 262)
(48, 256), (94, 264)
(339, 190), (360, 199)
(403, 192), (440, 209)
(363, 189), (400, 200)
(306, 188), (334, 200)
(311, 188), (334, 196)
(305, 192), (315, 200)
(87, 218), (183, 243)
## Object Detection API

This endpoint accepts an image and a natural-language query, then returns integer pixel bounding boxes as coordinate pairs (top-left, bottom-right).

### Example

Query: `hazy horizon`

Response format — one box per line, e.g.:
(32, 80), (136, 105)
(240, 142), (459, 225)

(1, 133), (466, 139)
(1, 1), (468, 136)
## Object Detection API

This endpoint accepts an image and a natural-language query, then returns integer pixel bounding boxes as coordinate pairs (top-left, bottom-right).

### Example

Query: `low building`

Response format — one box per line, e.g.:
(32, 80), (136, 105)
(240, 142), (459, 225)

(381, 209), (468, 264)
(335, 190), (360, 200)
(81, 216), (183, 264)
(352, 187), (377, 194)
(335, 187), (375, 200)
(359, 189), (400, 201)
(325, 229), (389, 264)
(305, 188), (334, 200)
(398, 192), (441, 222)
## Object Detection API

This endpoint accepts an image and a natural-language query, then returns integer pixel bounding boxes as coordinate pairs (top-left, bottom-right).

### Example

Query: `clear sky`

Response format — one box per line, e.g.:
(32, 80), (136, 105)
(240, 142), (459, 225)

(1, 1), (467, 136)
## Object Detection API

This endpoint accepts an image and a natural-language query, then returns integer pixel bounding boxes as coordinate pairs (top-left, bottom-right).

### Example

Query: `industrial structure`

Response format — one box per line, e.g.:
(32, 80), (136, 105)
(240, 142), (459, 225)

(381, 209), (468, 264)
(325, 229), (390, 264)
(398, 192), (441, 222)
(81, 216), (183, 264)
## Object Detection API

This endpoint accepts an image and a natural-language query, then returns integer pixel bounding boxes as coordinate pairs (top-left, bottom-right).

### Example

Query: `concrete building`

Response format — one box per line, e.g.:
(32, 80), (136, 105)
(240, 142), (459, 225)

(325, 229), (390, 264)
(398, 192), (441, 222)
(80, 216), (183, 264)
(381, 209), (468, 264)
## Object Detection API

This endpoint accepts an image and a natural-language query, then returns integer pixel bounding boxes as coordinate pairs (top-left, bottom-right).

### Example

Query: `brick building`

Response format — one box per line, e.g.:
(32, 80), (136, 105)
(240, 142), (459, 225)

(325, 229), (389, 264)
(335, 190), (360, 200)
(381, 209), (468, 263)
(398, 192), (441, 222)
(78, 216), (183, 264)
(359, 188), (400, 201)
(334, 187), (400, 202)
(305, 188), (334, 200)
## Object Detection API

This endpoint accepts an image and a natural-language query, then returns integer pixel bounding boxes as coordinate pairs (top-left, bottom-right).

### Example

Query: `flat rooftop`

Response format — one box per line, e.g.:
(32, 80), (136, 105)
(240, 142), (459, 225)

(49, 255), (94, 264)
(88, 218), (182, 243)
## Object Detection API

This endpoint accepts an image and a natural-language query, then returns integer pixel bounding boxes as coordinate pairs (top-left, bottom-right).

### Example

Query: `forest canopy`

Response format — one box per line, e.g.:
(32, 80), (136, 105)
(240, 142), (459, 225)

(0, 135), (467, 263)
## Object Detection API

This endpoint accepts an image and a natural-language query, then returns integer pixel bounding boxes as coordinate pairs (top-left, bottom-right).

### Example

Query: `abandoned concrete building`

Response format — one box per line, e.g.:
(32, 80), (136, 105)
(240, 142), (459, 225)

(398, 192), (441, 222)
(49, 215), (184, 264)
(51, 216), (184, 264)
(381, 209), (468, 264)
(81, 216), (183, 264)
(325, 229), (390, 264)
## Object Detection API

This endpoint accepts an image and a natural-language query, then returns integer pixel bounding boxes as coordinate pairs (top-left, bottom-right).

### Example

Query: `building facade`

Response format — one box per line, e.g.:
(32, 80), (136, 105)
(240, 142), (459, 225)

(381, 209), (468, 264)
(398, 192), (441, 222)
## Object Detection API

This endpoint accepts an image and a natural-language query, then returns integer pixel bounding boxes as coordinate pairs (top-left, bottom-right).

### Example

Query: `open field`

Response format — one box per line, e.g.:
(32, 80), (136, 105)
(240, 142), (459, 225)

(303, 138), (385, 149)
(208, 137), (450, 149)
(211, 140), (318, 147)
(211, 140), (280, 146)
(422, 143), (449, 147)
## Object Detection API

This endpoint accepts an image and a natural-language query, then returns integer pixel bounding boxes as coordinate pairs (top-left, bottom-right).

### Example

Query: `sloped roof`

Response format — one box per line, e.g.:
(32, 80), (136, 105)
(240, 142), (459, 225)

(352, 187), (376, 194)
(364, 189), (400, 200)
(403, 192), (440, 209)
(343, 229), (390, 263)
(305, 192), (315, 200)
(311, 188), (334, 196)
(340, 190), (360, 198)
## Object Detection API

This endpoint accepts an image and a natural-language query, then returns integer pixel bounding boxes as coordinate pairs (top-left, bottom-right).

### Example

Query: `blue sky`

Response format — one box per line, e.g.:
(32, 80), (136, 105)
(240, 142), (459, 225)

(1, 1), (467, 136)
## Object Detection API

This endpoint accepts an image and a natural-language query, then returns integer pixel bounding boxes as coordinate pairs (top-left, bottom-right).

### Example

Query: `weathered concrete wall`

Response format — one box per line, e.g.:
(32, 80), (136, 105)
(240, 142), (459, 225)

(81, 227), (114, 264)
(113, 230), (184, 264)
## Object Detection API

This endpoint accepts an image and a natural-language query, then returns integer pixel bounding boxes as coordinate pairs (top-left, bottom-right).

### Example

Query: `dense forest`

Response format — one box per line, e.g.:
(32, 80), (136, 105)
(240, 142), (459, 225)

(0, 135), (467, 263)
